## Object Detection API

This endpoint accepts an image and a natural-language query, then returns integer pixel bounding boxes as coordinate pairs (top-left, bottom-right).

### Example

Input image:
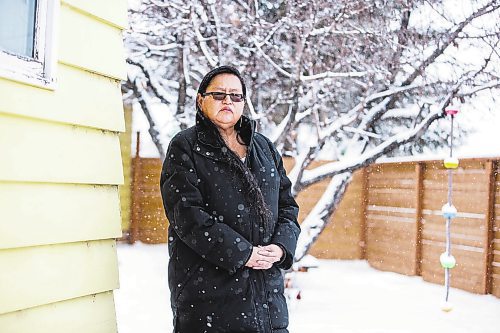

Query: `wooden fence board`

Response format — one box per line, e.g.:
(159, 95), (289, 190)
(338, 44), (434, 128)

(368, 189), (416, 208)
(423, 193), (487, 213)
(367, 249), (415, 275)
(368, 163), (416, 175)
(422, 214), (485, 228)
(368, 177), (416, 189)
(484, 161), (497, 293)
(422, 230), (484, 248)
(424, 171), (489, 183)
(133, 158), (168, 244)
(423, 180), (489, 192)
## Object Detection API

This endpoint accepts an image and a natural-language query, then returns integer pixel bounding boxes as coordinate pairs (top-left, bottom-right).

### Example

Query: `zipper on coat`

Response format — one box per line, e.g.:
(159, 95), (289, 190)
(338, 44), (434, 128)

(257, 270), (273, 332)
(249, 273), (264, 332)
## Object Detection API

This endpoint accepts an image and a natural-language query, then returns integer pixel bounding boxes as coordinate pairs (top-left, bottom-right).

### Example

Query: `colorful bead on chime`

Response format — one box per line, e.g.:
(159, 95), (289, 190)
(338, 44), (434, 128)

(440, 252), (456, 269)
(441, 203), (457, 219)
(445, 109), (459, 116)
(443, 157), (459, 169)
(441, 301), (454, 312)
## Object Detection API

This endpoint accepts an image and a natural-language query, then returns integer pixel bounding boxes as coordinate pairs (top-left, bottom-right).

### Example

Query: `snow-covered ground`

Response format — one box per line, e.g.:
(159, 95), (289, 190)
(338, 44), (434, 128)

(115, 242), (500, 333)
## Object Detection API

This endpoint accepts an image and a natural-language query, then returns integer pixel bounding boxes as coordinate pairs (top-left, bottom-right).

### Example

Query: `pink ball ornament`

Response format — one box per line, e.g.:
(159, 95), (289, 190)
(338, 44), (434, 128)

(445, 109), (459, 116)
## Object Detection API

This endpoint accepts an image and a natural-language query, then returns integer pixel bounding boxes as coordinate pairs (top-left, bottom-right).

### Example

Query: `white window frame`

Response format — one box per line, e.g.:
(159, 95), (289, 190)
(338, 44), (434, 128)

(0, 0), (59, 90)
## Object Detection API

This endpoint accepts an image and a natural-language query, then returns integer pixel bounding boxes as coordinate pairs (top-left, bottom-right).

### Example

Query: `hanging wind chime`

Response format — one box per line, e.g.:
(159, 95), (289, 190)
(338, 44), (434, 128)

(440, 108), (459, 312)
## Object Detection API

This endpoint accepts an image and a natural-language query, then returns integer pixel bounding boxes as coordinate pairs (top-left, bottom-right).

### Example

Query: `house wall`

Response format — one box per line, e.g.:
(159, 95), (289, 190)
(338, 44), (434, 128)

(119, 104), (133, 233)
(0, 1), (128, 331)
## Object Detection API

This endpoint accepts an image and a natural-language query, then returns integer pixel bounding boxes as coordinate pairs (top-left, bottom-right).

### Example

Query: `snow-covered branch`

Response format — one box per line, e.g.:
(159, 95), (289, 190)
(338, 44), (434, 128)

(402, 0), (500, 86)
(310, 26), (362, 36)
(458, 80), (500, 97)
(289, 110), (358, 196)
(342, 126), (382, 139)
(270, 104), (292, 144)
(127, 59), (176, 105)
(209, 3), (223, 65)
(192, 8), (218, 67)
(294, 172), (352, 261)
(363, 84), (426, 105)
(253, 39), (367, 81)
(299, 106), (445, 189)
(251, 38), (293, 78)
(300, 70), (367, 81)
(129, 76), (166, 158)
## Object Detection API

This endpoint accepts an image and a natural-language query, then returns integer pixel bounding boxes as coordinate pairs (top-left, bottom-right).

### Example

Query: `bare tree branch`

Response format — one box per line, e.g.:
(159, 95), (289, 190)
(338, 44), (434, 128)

(298, 106), (446, 190)
(129, 76), (166, 158)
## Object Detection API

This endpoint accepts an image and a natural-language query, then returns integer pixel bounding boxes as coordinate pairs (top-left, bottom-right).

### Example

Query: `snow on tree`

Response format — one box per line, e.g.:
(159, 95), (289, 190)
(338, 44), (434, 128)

(123, 0), (500, 262)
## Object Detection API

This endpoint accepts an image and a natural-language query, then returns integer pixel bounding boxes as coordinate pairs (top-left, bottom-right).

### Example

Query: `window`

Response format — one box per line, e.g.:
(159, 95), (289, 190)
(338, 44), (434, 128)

(0, 0), (59, 89)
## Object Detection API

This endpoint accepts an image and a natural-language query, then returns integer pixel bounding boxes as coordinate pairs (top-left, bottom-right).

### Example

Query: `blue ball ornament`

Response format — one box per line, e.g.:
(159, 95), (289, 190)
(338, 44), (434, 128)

(441, 203), (457, 219)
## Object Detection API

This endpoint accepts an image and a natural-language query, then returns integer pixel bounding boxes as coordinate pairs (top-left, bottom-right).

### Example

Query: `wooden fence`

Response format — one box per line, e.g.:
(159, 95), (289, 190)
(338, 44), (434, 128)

(126, 155), (500, 298)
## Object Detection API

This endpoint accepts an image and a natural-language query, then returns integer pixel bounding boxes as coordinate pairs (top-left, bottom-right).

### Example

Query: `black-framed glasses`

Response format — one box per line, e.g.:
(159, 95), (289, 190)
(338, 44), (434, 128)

(202, 92), (245, 102)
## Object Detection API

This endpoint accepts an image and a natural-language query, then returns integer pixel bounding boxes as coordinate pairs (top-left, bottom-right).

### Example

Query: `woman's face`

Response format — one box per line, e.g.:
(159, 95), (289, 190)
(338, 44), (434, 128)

(197, 73), (245, 130)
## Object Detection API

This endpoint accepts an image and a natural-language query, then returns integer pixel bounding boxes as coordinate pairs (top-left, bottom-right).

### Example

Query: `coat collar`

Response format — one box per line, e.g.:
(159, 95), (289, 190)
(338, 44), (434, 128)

(195, 111), (256, 150)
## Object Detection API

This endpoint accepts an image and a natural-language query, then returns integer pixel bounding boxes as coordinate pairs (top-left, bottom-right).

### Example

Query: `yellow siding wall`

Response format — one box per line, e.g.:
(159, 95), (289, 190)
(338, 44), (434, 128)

(59, 4), (127, 80)
(0, 64), (125, 131)
(0, 292), (117, 333)
(119, 103), (133, 232)
(0, 0), (127, 331)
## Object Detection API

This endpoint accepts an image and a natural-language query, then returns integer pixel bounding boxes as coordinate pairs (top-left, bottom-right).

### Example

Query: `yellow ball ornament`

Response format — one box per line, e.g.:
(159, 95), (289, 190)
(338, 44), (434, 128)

(441, 301), (453, 312)
(444, 157), (459, 169)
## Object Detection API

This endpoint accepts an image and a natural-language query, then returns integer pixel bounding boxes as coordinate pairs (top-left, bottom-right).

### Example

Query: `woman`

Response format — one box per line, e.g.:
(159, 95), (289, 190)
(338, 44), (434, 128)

(160, 65), (300, 333)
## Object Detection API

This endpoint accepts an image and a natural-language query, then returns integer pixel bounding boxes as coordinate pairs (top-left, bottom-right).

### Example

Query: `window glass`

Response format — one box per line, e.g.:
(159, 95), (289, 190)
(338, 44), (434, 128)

(0, 0), (37, 58)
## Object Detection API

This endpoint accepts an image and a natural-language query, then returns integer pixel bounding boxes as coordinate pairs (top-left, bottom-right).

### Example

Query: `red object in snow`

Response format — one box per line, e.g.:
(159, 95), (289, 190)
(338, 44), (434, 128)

(445, 109), (459, 116)
(296, 291), (302, 300)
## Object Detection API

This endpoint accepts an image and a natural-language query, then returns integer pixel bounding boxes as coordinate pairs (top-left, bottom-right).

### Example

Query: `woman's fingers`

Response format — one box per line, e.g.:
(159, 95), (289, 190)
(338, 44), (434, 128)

(257, 252), (279, 262)
(245, 247), (273, 268)
(244, 245), (284, 269)
(255, 251), (278, 263)
(252, 260), (273, 269)
(257, 245), (282, 262)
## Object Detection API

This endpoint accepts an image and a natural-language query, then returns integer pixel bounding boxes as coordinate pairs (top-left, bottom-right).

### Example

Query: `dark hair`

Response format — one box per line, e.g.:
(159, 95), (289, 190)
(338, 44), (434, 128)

(197, 66), (273, 240)
(196, 65), (247, 113)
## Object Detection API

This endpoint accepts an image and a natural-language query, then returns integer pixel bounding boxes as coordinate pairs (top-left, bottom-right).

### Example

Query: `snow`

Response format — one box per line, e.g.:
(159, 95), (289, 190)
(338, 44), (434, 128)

(115, 243), (172, 332)
(115, 242), (500, 333)
(294, 254), (319, 269)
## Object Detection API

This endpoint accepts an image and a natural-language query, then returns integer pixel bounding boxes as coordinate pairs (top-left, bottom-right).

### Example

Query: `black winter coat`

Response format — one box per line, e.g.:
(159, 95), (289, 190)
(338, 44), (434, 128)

(160, 112), (300, 333)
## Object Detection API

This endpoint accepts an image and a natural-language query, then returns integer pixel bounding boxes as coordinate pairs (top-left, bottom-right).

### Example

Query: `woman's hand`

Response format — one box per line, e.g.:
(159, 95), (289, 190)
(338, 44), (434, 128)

(244, 244), (284, 270)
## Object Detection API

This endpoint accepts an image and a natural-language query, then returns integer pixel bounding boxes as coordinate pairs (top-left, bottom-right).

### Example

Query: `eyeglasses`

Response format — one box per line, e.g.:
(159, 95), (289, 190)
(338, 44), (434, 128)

(202, 92), (245, 103)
